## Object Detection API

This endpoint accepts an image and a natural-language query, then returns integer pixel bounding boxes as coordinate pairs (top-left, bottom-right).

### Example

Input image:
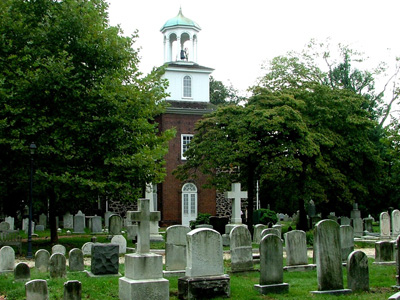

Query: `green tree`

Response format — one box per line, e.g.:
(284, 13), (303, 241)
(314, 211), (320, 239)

(0, 0), (174, 242)
(259, 40), (400, 126)
(209, 76), (245, 106)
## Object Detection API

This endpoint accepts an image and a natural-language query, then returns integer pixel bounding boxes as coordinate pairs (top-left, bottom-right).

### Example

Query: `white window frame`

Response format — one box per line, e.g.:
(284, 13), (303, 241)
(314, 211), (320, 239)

(183, 75), (192, 98)
(181, 134), (193, 160)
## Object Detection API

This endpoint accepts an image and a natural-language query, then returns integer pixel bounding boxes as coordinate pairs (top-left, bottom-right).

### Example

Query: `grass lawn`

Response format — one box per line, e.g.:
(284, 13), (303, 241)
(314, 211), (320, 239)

(0, 228), (397, 299)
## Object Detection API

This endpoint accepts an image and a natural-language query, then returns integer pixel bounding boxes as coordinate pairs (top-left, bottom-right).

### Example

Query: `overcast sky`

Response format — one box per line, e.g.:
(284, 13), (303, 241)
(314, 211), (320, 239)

(107, 0), (400, 114)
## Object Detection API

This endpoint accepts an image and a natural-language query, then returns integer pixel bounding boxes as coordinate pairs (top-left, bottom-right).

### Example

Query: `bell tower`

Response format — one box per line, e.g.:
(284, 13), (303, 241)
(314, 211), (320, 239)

(156, 8), (217, 227)
(160, 8), (213, 103)
(160, 7), (200, 63)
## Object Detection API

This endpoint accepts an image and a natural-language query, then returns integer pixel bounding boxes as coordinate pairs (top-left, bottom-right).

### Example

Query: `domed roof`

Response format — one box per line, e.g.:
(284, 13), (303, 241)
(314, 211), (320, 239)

(160, 8), (201, 32)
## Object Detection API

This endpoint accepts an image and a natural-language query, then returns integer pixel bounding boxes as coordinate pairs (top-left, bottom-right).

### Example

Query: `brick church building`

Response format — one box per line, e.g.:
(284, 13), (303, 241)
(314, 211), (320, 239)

(154, 9), (217, 226)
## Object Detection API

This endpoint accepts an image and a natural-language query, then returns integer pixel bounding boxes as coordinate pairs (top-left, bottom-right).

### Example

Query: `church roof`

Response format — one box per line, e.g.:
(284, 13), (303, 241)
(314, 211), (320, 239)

(160, 8), (201, 32)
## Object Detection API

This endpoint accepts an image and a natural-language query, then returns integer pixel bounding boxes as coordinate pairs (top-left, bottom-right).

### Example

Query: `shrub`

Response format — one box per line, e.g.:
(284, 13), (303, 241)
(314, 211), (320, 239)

(257, 209), (278, 225)
(189, 213), (211, 229)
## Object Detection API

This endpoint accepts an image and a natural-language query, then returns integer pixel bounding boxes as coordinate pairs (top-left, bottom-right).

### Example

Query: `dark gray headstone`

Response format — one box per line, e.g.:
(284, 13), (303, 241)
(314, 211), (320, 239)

(109, 215), (122, 235)
(14, 262), (30, 281)
(91, 244), (119, 275)
(64, 280), (82, 300)
(49, 253), (66, 278)
(347, 250), (369, 292)
(69, 248), (84, 272)
(375, 241), (394, 262)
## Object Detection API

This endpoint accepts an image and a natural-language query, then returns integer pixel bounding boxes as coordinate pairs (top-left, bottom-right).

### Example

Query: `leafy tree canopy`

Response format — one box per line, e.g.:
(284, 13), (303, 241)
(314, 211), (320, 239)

(0, 0), (174, 240)
(209, 76), (246, 106)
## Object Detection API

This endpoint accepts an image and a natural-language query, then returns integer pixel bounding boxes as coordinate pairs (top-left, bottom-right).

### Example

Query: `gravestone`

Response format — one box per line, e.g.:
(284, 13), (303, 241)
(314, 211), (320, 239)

(35, 249), (50, 272)
(272, 224), (282, 237)
(380, 212), (391, 238)
(35, 225), (45, 232)
(104, 211), (113, 229)
(284, 230), (310, 270)
(230, 225), (253, 272)
(374, 240), (395, 264)
(109, 214), (123, 235)
(352, 218), (364, 238)
(39, 213), (47, 229)
(340, 225), (354, 262)
(81, 242), (94, 256)
(49, 253), (66, 278)
(145, 185), (164, 242)
(225, 182), (247, 225)
(14, 262), (30, 281)
(253, 224), (267, 243)
(64, 280), (82, 300)
(90, 215), (102, 234)
(23, 218), (35, 235)
(363, 216), (374, 232)
(261, 228), (280, 239)
(392, 209), (400, 237)
(111, 235), (127, 254)
(126, 224), (138, 241)
(340, 216), (351, 226)
(164, 225), (191, 276)
(52, 244), (66, 255)
(254, 234), (289, 294)
(119, 199), (169, 300)
(395, 235), (400, 288)
(73, 211), (85, 233)
(311, 219), (351, 295)
(178, 228), (230, 299)
(0, 221), (10, 231)
(347, 250), (369, 292)
(89, 244), (120, 276)
(5, 216), (14, 230)
(63, 213), (74, 229)
(25, 279), (48, 300)
(69, 248), (84, 272)
(0, 245), (15, 272)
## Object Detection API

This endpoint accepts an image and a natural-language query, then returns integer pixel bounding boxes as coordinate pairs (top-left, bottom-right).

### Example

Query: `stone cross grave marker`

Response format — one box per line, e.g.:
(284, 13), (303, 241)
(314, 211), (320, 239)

(225, 183), (247, 224)
(126, 198), (160, 254)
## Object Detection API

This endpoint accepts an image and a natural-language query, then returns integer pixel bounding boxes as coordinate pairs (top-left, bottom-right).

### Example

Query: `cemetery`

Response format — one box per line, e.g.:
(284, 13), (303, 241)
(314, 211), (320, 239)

(1, 1), (400, 300)
(1, 204), (400, 299)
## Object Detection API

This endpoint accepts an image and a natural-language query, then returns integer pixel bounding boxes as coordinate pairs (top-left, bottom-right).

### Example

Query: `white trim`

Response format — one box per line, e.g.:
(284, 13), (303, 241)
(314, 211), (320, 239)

(182, 75), (192, 98)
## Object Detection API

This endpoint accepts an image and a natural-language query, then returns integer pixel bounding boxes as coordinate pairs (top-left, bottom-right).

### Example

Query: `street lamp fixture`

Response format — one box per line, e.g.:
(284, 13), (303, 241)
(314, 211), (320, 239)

(27, 142), (36, 259)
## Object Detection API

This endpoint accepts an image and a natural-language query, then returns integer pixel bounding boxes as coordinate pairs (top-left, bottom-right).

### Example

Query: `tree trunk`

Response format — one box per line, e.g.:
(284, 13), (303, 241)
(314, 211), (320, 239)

(297, 197), (309, 231)
(49, 189), (58, 243)
(246, 165), (255, 237)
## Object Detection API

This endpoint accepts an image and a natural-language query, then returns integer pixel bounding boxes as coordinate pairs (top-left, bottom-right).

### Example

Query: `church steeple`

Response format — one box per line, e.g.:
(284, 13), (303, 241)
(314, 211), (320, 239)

(160, 8), (201, 63)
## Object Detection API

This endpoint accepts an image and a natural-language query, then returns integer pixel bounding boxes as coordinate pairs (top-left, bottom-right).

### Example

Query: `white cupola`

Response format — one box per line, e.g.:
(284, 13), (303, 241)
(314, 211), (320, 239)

(160, 8), (201, 63)
(161, 9), (214, 104)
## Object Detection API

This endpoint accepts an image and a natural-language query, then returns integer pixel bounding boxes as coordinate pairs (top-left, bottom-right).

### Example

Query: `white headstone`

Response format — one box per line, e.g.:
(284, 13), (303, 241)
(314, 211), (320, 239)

(111, 235), (127, 254)
(225, 183), (247, 224)
(165, 225), (191, 271)
(186, 228), (224, 277)
(0, 246), (15, 271)
(392, 209), (400, 237)
(25, 279), (48, 300)
(253, 224), (267, 244)
(229, 225), (253, 272)
(126, 198), (160, 254)
(380, 212), (391, 238)
(51, 244), (66, 256)
(284, 230), (308, 266)
(5, 216), (14, 230)
(63, 212), (73, 229)
(35, 249), (50, 272)
(81, 242), (94, 256)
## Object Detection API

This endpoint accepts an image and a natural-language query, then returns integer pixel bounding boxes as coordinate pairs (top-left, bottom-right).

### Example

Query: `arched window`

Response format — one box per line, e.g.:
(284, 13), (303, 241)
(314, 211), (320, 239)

(181, 183), (197, 226)
(183, 75), (192, 98)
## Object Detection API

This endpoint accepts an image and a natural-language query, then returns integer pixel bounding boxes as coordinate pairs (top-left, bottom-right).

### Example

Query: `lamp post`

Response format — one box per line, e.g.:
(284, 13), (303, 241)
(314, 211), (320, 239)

(27, 142), (36, 259)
